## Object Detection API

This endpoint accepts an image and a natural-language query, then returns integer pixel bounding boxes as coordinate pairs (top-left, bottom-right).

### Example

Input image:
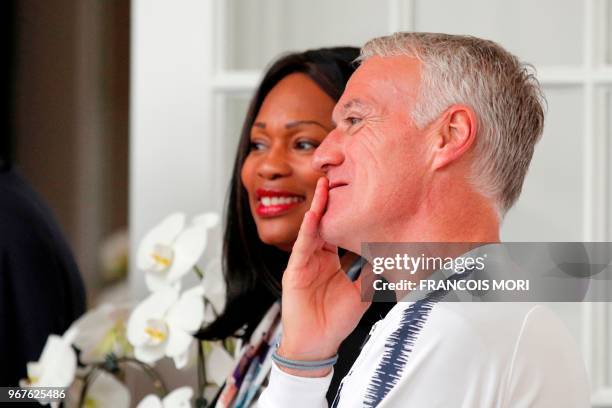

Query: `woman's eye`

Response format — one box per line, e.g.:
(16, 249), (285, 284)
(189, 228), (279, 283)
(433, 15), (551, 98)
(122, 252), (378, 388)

(295, 140), (318, 150)
(249, 141), (266, 151)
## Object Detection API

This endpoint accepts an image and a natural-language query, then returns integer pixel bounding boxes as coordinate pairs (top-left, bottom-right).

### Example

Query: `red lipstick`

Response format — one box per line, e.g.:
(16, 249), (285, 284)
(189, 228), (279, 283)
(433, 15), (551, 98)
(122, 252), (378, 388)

(255, 189), (306, 217)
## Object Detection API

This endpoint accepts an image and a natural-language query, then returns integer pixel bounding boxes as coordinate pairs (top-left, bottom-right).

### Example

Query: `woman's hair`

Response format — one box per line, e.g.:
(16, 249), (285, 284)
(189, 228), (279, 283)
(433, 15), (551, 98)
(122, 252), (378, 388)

(198, 47), (359, 340)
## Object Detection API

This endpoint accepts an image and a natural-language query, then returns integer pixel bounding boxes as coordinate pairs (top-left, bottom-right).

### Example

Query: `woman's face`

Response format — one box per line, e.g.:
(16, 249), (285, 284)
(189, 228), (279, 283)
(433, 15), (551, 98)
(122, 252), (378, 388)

(241, 73), (336, 251)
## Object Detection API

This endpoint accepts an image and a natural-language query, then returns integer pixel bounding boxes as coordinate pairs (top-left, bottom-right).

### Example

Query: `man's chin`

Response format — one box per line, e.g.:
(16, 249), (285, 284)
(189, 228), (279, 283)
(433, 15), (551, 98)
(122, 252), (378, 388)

(320, 214), (352, 250)
(319, 214), (335, 241)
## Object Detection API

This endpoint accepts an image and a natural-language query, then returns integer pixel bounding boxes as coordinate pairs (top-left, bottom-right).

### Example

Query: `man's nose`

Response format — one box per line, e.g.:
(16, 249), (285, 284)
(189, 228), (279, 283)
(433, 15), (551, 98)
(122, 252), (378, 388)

(257, 147), (292, 180)
(313, 128), (344, 173)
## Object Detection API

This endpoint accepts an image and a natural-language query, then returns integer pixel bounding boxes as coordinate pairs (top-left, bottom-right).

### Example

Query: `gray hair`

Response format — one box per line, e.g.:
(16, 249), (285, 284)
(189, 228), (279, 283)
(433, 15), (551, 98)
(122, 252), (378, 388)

(359, 32), (546, 215)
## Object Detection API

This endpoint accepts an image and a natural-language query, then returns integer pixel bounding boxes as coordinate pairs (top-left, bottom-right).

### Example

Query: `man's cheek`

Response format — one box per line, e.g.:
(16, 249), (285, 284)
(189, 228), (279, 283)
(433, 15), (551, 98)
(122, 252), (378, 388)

(352, 136), (381, 165)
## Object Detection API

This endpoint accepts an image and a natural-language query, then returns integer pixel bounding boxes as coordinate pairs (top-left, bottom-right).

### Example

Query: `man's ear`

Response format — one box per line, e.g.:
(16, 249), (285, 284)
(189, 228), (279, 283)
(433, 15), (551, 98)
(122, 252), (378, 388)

(431, 105), (477, 170)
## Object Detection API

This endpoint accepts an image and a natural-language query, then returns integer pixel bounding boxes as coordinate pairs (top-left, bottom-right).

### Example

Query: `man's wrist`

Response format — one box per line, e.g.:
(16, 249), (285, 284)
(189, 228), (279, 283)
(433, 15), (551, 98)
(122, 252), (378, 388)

(276, 344), (338, 378)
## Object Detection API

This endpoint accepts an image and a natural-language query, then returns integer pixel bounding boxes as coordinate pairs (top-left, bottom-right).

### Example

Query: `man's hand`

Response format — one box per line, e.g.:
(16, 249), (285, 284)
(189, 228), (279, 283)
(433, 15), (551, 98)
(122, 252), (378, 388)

(277, 177), (370, 377)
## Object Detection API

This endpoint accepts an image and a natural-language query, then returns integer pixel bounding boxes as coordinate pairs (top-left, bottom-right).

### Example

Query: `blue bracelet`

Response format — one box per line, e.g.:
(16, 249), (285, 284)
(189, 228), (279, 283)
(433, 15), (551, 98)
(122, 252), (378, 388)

(271, 345), (339, 371)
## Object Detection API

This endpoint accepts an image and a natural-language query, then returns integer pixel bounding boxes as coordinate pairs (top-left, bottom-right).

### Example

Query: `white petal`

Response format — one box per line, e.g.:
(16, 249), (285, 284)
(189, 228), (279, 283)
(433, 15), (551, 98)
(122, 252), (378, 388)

(201, 259), (226, 314)
(137, 394), (163, 408)
(26, 361), (42, 381)
(86, 371), (130, 408)
(127, 287), (178, 346)
(145, 273), (180, 293)
(165, 224), (208, 283)
(62, 327), (79, 345)
(166, 291), (204, 333)
(202, 303), (217, 325)
(205, 345), (235, 386)
(37, 335), (77, 387)
(192, 212), (220, 229)
(145, 274), (182, 294)
(134, 343), (166, 364)
(71, 305), (115, 355)
(82, 303), (134, 361)
(173, 340), (197, 370)
(137, 213), (185, 270)
(172, 353), (188, 370)
(164, 326), (193, 358)
(183, 284), (205, 298)
(162, 387), (193, 408)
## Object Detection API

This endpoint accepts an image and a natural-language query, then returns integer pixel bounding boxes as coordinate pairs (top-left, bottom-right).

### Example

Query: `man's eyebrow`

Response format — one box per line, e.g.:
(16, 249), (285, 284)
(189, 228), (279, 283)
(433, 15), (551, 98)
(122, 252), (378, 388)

(253, 122), (266, 128)
(332, 98), (368, 126)
(342, 98), (367, 111)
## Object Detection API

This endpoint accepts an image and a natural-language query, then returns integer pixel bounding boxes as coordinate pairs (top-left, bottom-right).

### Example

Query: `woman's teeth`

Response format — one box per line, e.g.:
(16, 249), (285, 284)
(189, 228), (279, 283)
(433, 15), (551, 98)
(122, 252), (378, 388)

(260, 196), (304, 206)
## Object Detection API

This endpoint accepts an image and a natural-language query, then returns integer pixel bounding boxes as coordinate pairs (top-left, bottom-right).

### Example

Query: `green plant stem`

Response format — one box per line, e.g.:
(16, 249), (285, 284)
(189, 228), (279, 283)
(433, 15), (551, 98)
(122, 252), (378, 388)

(77, 357), (168, 407)
(204, 298), (220, 319)
(197, 340), (208, 404)
(119, 357), (168, 395)
(78, 367), (101, 407)
(193, 265), (204, 279)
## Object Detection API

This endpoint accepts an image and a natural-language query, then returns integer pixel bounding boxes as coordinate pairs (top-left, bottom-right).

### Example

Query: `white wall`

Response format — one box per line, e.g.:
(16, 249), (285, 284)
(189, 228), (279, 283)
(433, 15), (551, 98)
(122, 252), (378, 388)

(130, 0), (219, 296)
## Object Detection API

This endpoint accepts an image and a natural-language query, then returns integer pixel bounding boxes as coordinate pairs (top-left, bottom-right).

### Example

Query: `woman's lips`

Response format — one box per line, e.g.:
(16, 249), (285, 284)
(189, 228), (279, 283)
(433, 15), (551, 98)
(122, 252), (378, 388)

(255, 189), (305, 217)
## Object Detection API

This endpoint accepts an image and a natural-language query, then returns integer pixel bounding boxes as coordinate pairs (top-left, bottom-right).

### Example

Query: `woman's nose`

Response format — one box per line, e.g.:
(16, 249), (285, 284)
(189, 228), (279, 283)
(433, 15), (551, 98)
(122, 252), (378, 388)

(256, 147), (292, 180)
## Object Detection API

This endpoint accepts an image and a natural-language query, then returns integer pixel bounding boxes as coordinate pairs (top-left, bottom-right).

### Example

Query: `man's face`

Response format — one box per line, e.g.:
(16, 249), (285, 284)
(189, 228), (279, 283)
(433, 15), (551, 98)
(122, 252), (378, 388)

(313, 56), (433, 253)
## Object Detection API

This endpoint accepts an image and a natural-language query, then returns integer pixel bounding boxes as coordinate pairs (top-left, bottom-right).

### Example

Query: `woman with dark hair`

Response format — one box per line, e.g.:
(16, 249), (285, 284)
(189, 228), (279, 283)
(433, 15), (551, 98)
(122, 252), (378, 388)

(198, 47), (393, 407)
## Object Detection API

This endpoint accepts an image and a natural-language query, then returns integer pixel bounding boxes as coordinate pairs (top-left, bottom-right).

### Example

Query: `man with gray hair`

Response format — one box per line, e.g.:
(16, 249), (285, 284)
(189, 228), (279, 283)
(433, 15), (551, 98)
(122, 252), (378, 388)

(259, 32), (589, 407)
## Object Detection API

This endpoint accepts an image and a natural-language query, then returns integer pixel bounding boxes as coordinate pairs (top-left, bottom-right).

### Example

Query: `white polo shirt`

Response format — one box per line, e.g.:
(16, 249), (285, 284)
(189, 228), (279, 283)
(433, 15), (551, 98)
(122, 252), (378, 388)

(259, 301), (590, 407)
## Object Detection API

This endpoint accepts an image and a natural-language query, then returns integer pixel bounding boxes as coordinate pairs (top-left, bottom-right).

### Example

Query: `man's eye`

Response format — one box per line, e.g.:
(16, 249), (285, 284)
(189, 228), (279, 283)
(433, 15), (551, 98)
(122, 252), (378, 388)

(346, 117), (362, 126)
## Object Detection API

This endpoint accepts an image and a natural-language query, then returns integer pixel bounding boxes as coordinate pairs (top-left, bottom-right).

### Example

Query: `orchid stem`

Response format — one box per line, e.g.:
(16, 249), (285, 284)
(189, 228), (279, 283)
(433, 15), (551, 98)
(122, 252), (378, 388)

(194, 265), (204, 279)
(77, 356), (167, 407)
(119, 357), (168, 395)
(204, 298), (220, 318)
(78, 367), (101, 407)
(197, 340), (208, 406)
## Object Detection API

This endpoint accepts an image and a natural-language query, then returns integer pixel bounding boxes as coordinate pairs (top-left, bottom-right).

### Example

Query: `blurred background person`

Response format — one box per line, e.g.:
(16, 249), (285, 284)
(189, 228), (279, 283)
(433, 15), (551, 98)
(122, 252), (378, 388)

(1, 0), (126, 387)
(0, 152), (86, 386)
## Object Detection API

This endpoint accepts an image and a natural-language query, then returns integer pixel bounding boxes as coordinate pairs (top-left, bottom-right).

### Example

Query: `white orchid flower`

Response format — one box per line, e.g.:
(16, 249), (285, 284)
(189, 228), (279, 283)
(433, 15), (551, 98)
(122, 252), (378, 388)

(137, 386), (193, 408)
(83, 371), (130, 408)
(70, 303), (133, 362)
(199, 258), (226, 324)
(137, 213), (219, 292)
(127, 285), (204, 369)
(205, 343), (235, 386)
(192, 212), (220, 229)
(20, 328), (78, 388)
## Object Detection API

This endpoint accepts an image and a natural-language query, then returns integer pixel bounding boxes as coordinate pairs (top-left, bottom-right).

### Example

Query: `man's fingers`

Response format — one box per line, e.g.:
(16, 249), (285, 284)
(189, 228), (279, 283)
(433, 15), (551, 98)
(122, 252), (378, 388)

(289, 211), (321, 269)
(322, 242), (337, 254)
(353, 273), (372, 312)
(310, 177), (329, 217)
(289, 177), (329, 266)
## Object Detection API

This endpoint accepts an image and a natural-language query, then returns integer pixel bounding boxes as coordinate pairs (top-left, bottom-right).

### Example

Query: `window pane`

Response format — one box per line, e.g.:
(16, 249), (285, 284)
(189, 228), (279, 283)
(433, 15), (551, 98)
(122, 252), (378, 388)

(414, 0), (584, 66)
(607, 0), (612, 65)
(502, 86), (584, 241)
(608, 89), (612, 240)
(224, 0), (390, 70)
(220, 94), (252, 185)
